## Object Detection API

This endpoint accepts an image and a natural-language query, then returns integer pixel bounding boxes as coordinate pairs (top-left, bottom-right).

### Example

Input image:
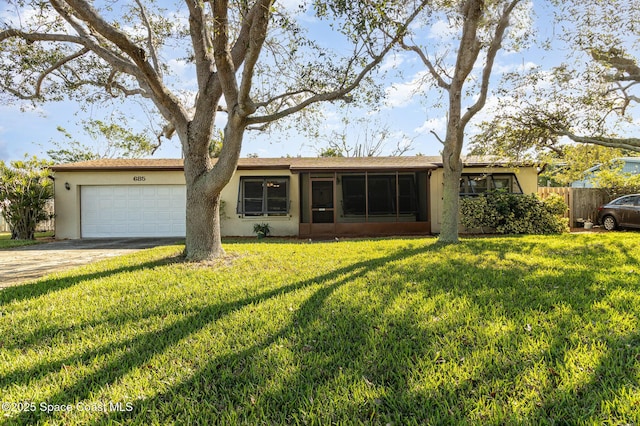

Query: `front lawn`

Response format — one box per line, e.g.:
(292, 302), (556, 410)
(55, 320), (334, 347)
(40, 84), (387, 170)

(0, 232), (54, 249)
(1, 234), (639, 425)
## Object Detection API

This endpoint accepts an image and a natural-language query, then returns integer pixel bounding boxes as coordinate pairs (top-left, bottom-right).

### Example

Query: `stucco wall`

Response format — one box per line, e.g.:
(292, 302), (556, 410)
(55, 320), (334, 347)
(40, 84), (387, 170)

(55, 164), (538, 239)
(220, 169), (299, 237)
(429, 166), (539, 234)
(54, 168), (300, 239)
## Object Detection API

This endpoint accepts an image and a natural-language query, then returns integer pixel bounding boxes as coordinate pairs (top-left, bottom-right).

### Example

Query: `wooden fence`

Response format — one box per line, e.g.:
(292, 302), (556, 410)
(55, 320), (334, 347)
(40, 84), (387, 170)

(538, 187), (611, 228)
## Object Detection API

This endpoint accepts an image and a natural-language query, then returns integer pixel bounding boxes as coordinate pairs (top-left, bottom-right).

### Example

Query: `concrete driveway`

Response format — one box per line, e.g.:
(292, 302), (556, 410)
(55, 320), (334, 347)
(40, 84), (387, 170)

(0, 238), (182, 289)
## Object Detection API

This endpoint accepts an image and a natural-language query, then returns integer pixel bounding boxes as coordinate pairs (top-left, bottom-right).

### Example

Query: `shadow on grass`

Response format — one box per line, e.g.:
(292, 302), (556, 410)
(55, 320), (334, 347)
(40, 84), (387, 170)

(5, 236), (640, 424)
(84, 238), (638, 424)
(6, 244), (432, 425)
(0, 255), (183, 308)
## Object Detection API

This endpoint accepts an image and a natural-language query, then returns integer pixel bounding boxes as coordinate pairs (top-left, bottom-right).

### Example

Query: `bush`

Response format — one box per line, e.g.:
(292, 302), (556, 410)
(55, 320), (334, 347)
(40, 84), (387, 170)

(460, 192), (568, 235)
(0, 156), (54, 240)
(253, 222), (271, 238)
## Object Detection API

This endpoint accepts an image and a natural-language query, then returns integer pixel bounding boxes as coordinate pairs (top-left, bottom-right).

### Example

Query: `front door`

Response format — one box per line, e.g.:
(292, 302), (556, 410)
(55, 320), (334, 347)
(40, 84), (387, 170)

(310, 178), (335, 235)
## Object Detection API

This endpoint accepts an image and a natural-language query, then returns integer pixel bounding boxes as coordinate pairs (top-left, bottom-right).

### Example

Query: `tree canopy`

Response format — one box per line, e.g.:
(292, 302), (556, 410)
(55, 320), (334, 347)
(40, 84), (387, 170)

(471, 0), (640, 158)
(1, 0), (427, 260)
(377, 0), (529, 242)
(47, 116), (158, 163)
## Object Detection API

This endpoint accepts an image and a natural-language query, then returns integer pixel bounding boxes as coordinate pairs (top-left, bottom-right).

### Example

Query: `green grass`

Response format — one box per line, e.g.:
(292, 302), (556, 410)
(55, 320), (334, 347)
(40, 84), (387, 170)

(0, 232), (54, 249)
(1, 234), (639, 425)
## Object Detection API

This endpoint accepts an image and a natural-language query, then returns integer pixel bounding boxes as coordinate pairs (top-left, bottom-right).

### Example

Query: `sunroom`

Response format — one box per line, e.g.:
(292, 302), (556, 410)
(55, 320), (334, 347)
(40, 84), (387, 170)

(291, 158), (436, 238)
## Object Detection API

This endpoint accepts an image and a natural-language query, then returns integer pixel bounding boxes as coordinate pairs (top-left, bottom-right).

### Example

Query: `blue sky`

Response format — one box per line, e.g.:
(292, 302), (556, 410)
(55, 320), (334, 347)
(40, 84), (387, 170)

(0, 1), (579, 163)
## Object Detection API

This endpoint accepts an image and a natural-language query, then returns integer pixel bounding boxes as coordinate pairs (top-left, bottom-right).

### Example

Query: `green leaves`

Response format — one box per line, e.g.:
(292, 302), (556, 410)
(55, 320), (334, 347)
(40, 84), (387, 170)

(0, 155), (54, 240)
(47, 117), (158, 163)
(460, 192), (569, 234)
(472, 0), (640, 160)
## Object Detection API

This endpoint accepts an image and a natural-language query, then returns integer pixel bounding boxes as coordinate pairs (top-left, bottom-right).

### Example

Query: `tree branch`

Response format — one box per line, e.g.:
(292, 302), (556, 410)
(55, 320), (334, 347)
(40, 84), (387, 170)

(238, 0), (272, 116)
(212, 0), (240, 113)
(559, 130), (640, 152)
(399, 40), (451, 90)
(0, 29), (83, 44)
(247, 0), (429, 125)
(7, 47), (90, 100)
(252, 89), (317, 109)
(186, 0), (215, 92)
(430, 130), (445, 145)
(61, 0), (178, 110)
(462, 0), (521, 125)
(48, 0), (147, 77)
(134, 0), (162, 77)
(49, 0), (188, 133)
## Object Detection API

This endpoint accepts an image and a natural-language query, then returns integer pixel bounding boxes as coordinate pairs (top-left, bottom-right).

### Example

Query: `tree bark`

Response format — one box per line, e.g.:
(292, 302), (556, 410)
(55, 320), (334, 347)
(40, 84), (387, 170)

(435, 0), (516, 244)
(185, 187), (224, 261)
(439, 100), (465, 243)
(181, 112), (244, 261)
(439, 142), (463, 243)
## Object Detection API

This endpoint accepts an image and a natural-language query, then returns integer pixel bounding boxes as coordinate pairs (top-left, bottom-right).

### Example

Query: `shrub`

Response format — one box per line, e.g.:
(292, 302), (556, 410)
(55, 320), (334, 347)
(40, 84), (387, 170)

(253, 222), (271, 238)
(590, 163), (640, 199)
(0, 156), (54, 240)
(460, 192), (568, 235)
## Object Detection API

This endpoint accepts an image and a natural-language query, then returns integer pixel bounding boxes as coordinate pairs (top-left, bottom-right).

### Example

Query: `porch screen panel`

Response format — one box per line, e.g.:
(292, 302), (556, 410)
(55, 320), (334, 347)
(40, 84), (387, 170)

(398, 175), (417, 214)
(368, 175), (396, 215)
(342, 173), (418, 217)
(342, 175), (366, 215)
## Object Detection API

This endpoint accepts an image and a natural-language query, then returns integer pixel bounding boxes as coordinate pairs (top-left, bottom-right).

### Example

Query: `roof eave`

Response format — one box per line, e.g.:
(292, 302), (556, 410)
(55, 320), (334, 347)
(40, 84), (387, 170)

(50, 165), (185, 172)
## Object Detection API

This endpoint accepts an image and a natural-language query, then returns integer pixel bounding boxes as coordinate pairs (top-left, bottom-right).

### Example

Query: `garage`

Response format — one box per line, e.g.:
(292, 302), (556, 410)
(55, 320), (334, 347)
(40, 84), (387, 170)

(80, 185), (186, 237)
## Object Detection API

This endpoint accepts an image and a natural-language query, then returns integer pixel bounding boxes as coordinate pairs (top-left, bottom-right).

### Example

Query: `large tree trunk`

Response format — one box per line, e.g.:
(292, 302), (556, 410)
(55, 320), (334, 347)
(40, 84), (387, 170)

(181, 116), (244, 262)
(439, 141), (463, 243)
(438, 86), (465, 243)
(185, 187), (224, 260)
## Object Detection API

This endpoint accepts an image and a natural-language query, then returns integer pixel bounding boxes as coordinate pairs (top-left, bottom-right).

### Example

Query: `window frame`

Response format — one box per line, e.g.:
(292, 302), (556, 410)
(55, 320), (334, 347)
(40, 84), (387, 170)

(459, 173), (523, 197)
(341, 173), (418, 217)
(237, 176), (290, 216)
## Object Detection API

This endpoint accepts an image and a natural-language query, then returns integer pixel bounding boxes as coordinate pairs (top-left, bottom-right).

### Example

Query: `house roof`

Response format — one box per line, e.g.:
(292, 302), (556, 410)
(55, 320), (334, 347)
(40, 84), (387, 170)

(50, 158), (186, 171)
(50, 156), (527, 172)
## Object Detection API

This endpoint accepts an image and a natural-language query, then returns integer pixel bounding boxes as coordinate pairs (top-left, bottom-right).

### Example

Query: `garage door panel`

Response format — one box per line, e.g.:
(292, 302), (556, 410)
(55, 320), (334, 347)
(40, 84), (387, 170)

(81, 185), (186, 238)
(154, 211), (172, 221)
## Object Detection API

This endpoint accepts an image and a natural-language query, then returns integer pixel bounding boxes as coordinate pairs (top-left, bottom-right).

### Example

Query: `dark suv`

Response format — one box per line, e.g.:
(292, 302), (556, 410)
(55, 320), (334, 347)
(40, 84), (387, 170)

(597, 194), (640, 230)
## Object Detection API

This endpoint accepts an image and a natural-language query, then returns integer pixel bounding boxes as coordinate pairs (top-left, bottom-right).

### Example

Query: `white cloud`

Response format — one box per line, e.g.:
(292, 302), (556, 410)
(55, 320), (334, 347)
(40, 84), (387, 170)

(493, 60), (538, 76)
(428, 19), (459, 40)
(427, 19), (460, 42)
(384, 71), (430, 108)
(1, 5), (74, 34)
(379, 53), (405, 73)
(167, 58), (192, 79)
(415, 116), (447, 136)
(277, 0), (306, 11)
(276, 0), (312, 21)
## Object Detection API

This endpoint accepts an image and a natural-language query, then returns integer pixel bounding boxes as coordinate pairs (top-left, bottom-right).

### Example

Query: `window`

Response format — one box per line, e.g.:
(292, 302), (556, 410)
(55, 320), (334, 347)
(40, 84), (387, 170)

(612, 195), (639, 206)
(341, 173), (417, 216)
(459, 173), (523, 196)
(237, 177), (289, 216)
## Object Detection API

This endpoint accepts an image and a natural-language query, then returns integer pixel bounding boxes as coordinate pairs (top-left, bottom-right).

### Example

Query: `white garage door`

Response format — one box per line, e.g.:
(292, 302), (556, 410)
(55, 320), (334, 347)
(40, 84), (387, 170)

(81, 185), (186, 237)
